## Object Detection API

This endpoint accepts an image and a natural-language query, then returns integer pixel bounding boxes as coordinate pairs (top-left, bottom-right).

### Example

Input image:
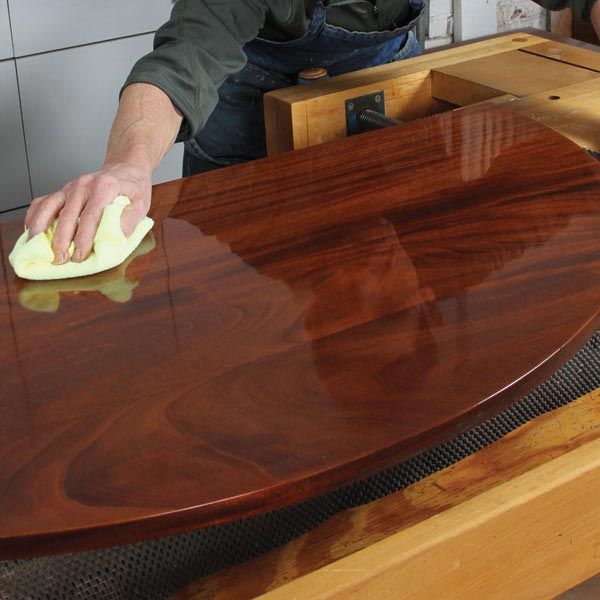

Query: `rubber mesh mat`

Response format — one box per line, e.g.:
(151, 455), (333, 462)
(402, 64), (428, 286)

(1, 330), (599, 600)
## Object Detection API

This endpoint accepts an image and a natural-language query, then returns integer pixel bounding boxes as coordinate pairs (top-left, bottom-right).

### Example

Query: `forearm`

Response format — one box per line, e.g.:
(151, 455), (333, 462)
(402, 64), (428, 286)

(591, 0), (600, 36)
(105, 82), (183, 172)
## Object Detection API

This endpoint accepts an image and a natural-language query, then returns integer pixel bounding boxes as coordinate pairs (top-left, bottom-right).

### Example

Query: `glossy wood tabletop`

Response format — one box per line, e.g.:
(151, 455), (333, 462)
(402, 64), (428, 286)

(1, 104), (600, 559)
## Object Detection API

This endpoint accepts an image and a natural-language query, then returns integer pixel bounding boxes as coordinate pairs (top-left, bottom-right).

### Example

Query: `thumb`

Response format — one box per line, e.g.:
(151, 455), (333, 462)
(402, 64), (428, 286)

(121, 202), (146, 237)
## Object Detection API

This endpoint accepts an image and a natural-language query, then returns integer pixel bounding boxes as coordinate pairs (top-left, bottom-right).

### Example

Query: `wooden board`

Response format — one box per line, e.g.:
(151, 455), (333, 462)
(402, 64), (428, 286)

(264, 33), (547, 154)
(265, 33), (600, 156)
(2, 105), (600, 559)
(172, 388), (600, 599)
(482, 79), (600, 152)
(522, 40), (600, 71)
(432, 49), (600, 97)
(259, 431), (600, 599)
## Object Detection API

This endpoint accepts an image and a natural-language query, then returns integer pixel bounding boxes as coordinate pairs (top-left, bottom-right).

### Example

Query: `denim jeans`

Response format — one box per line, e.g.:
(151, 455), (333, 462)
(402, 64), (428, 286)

(183, 1), (424, 177)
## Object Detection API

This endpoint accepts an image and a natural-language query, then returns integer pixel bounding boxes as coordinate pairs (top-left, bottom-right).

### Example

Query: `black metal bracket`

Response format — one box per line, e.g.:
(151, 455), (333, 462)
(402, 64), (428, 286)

(345, 90), (385, 136)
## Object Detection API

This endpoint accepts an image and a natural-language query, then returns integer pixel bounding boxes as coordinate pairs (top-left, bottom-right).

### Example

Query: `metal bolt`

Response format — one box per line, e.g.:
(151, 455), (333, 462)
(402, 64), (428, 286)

(375, 94), (382, 103)
(347, 102), (354, 110)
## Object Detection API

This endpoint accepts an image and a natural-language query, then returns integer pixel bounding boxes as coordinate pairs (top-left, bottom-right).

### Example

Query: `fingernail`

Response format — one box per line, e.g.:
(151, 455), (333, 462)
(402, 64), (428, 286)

(73, 249), (84, 262)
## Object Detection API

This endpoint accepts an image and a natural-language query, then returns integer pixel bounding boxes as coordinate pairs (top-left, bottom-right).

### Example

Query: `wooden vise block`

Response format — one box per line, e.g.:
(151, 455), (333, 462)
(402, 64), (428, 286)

(264, 32), (600, 155)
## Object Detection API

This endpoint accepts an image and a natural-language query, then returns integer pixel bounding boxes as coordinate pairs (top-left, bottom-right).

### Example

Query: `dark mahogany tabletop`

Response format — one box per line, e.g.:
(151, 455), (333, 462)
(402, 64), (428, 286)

(1, 104), (600, 559)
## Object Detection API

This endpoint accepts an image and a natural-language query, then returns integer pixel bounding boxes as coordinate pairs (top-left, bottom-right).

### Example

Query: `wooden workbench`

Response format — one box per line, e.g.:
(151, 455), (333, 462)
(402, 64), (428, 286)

(0, 31), (599, 600)
(264, 31), (600, 157)
(169, 32), (600, 599)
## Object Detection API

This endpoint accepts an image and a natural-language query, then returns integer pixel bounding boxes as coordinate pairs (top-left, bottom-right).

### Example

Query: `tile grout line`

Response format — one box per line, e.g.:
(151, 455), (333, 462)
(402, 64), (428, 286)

(11, 30), (157, 61)
(5, 0), (33, 205)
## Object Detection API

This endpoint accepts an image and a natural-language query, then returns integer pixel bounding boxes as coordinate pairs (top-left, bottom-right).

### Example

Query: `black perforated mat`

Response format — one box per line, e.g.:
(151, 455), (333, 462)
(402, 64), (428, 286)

(1, 330), (599, 600)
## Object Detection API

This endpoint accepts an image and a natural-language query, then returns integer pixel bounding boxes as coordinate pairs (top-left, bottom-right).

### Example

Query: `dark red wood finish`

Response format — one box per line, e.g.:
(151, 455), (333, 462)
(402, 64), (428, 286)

(1, 105), (600, 559)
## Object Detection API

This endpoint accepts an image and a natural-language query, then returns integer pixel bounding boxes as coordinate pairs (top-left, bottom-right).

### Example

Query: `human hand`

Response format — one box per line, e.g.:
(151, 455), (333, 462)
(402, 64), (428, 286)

(24, 161), (152, 264)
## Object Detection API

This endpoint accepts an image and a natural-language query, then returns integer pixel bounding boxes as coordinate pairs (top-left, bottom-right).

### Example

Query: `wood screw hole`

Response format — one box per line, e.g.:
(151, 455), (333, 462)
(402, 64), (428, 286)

(548, 95), (561, 101)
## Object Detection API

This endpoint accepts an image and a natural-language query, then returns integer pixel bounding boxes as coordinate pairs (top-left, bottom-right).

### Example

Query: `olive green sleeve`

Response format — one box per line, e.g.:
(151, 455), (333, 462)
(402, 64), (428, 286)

(532, 0), (598, 21)
(121, 0), (273, 142)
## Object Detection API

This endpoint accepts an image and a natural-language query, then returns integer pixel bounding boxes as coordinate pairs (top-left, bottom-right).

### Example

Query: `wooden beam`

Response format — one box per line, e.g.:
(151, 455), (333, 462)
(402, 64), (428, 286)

(264, 34), (547, 155)
(259, 433), (600, 600)
(432, 49), (600, 98)
(522, 41), (600, 72)
(481, 79), (600, 151)
(172, 388), (600, 599)
(431, 70), (506, 105)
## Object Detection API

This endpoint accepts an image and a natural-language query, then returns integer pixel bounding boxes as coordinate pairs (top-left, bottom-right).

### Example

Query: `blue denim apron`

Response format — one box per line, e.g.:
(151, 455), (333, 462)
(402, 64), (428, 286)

(184, 0), (425, 175)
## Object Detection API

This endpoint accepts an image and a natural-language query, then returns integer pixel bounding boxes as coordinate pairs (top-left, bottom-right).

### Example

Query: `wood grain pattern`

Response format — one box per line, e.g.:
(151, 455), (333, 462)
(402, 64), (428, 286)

(432, 49), (600, 98)
(1, 105), (600, 559)
(260, 433), (600, 600)
(264, 33), (546, 154)
(484, 79), (600, 152)
(523, 41), (600, 72)
(173, 388), (600, 599)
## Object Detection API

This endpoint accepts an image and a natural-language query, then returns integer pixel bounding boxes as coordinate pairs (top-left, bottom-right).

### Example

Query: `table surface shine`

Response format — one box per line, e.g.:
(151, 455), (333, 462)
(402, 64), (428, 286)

(1, 104), (599, 559)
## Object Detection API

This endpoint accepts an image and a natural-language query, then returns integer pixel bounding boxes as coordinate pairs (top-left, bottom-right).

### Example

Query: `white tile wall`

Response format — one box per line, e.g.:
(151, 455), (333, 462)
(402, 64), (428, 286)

(425, 0), (549, 48)
(18, 34), (182, 199)
(453, 0), (498, 41)
(0, 0), (13, 60)
(0, 60), (31, 211)
(0, 0), (553, 215)
(8, 0), (174, 57)
(427, 0), (454, 47)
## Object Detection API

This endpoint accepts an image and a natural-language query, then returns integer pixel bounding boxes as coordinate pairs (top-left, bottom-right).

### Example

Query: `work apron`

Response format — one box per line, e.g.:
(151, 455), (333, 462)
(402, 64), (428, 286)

(183, 0), (425, 176)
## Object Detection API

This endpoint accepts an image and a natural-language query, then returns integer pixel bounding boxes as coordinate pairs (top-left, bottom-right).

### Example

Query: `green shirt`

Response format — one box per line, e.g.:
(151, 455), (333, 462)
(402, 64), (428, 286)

(122, 0), (597, 142)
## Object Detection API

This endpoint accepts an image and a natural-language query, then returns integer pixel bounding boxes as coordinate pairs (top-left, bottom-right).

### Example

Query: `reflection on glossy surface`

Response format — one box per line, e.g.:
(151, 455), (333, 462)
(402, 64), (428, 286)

(441, 105), (516, 182)
(15, 234), (156, 312)
(1, 105), (599, 558)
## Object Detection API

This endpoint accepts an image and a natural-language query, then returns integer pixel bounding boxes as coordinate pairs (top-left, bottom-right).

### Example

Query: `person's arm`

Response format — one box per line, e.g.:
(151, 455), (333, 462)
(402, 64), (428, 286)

(24, 0), (278, 264)
(25, 83), (181, 264)
(591, 0), (600, 35)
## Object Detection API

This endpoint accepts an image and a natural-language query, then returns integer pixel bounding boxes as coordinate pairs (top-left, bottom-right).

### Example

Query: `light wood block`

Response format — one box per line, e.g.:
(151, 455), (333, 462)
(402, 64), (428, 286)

(432, 49), (600, 98)
(522, 40), (600, 71)
(431, 70), (506, 106)
(264, 34), (548, 155)
(264, 34), (600, 156)
(172, 388), (600, 599)
(469, 79), (600, 151)
(260, 427), (600, 599)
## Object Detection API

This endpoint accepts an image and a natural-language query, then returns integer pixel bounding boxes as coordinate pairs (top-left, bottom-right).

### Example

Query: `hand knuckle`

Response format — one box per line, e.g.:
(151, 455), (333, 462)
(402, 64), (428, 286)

(96, 173), (118, 189)
(78, 174), (92, 185)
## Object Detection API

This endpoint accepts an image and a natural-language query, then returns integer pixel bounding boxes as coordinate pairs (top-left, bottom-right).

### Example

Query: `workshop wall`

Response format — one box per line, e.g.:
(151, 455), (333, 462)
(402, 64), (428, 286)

(0, 0), (180, 212)
(497, 0), (548, 32)
(425, 0), (549, 47)
(0, 0), (551, 213)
